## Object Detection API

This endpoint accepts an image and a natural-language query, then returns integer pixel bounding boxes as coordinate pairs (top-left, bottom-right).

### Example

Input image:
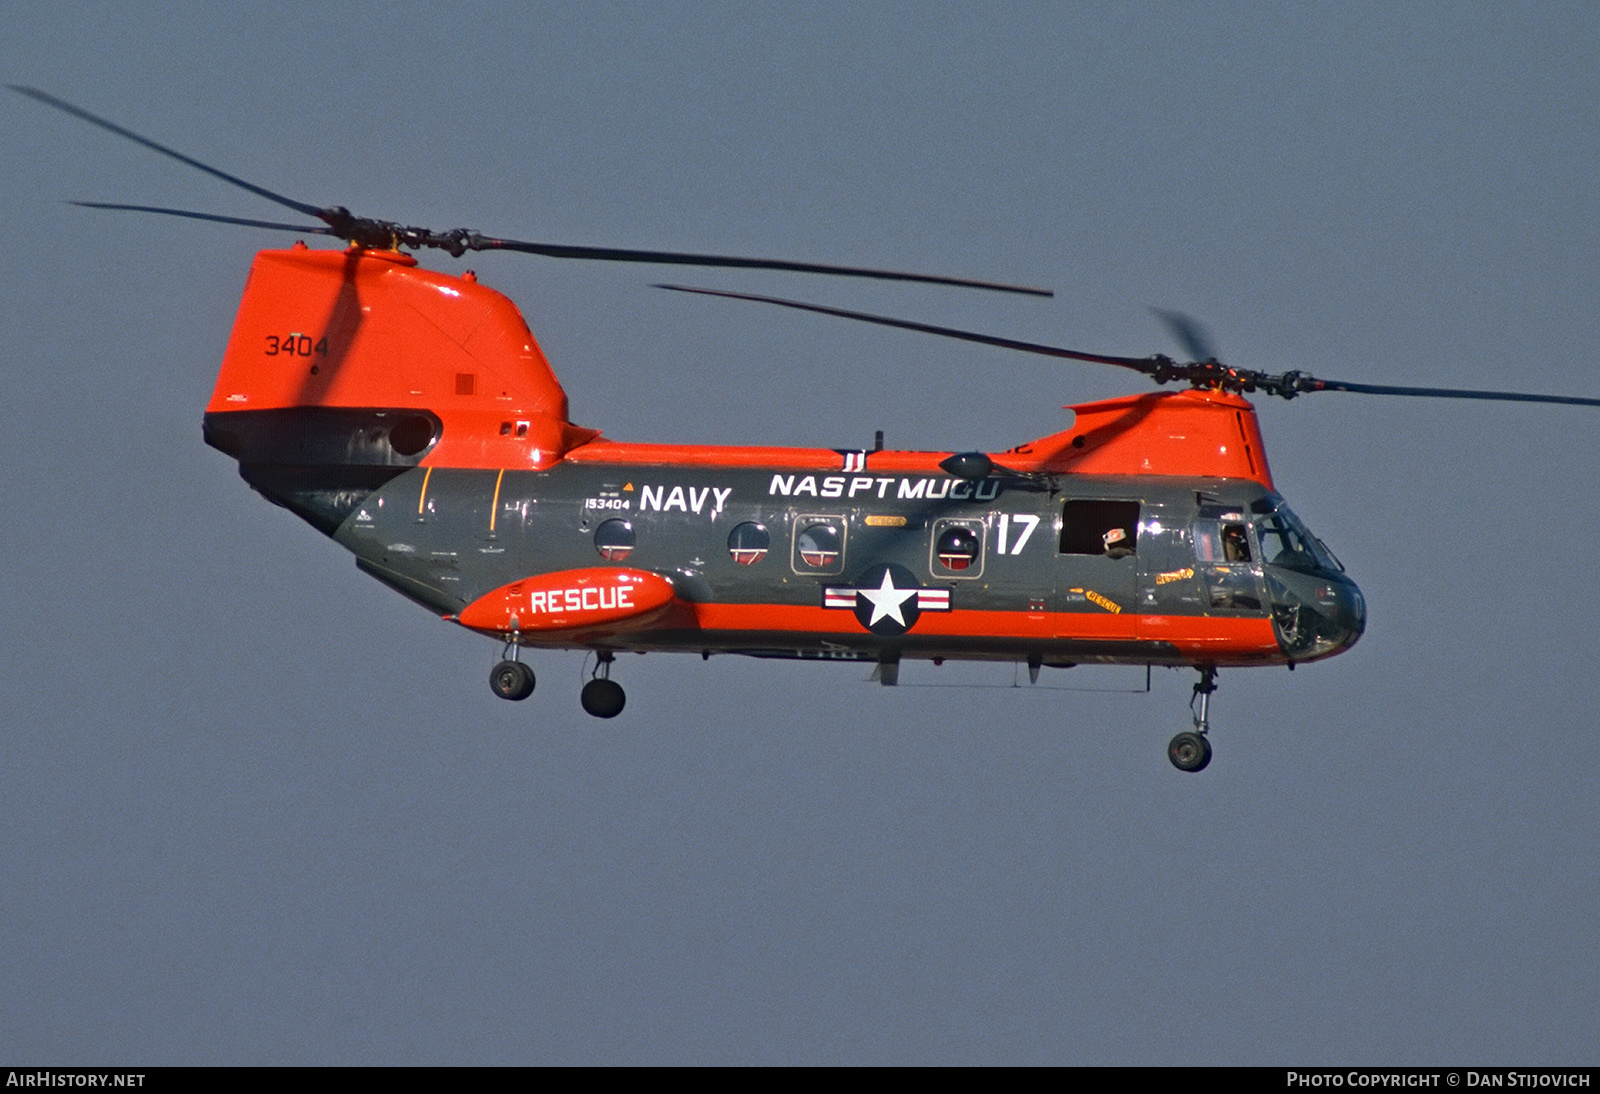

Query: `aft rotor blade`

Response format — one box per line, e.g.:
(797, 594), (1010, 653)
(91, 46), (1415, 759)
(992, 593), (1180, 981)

(483, 239), (1051, 296)
(71, 201), (334, 236)
(15, 87), (1052, 296)
(11, 85), (325, 220)
(657, 285), (1147, 370)
(1297, 377), (1600, 408)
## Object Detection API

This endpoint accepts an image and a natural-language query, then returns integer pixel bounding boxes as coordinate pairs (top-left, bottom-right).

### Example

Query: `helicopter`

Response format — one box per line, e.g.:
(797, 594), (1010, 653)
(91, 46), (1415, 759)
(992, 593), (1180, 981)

(17, 86), (1600, 773)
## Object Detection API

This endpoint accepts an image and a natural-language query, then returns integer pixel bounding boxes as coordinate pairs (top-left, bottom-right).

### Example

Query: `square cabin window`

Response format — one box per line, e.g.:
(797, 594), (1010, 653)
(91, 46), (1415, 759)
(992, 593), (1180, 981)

(1060, 500), (1140, 557)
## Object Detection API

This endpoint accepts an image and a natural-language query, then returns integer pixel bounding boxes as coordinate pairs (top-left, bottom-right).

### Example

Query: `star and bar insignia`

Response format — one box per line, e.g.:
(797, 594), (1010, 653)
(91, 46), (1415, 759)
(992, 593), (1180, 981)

(823, 563), (952, 635)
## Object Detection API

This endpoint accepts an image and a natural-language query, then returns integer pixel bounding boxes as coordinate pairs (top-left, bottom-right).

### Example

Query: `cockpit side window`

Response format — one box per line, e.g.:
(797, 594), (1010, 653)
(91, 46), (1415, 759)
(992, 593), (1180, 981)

(1192, 516), (1263, 611)
(1194, 519), (1251, 563)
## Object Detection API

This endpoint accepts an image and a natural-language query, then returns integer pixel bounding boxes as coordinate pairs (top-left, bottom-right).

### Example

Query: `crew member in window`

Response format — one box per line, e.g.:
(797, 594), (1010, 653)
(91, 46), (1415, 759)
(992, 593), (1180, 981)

(1222, 525), (1250, 562)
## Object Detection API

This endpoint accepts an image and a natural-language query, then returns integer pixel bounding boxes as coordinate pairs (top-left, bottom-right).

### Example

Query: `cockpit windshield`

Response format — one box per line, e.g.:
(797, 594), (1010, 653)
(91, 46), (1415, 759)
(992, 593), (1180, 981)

(1254, 503), (1342, 575)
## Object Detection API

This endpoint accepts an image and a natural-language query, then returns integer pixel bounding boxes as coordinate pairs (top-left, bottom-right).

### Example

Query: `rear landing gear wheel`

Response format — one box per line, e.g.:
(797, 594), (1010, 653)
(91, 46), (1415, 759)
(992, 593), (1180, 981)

(581, 678), (625, 719)
(1167, 731), (1212, 773)
(490, 660), (535, 701)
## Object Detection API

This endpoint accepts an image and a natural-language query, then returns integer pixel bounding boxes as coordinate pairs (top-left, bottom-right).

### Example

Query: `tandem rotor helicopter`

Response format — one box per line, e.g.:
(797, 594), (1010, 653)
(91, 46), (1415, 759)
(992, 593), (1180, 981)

(18, 87), (1600, 772)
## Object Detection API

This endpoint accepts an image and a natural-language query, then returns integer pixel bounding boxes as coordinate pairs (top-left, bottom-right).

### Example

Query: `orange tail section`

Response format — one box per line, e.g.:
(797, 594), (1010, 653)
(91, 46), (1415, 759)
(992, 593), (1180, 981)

(203, 244), (593, 533)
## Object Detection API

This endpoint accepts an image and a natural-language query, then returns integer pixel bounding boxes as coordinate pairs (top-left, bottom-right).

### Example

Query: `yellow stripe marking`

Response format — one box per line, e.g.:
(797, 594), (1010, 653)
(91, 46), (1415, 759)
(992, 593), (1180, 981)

(490, 469), (506, 532)
(417, 466), (433, 515)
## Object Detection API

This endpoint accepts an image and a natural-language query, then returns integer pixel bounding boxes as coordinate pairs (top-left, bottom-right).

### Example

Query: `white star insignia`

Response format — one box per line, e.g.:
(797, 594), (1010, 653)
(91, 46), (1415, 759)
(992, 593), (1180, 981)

(858, 569), (917, 627)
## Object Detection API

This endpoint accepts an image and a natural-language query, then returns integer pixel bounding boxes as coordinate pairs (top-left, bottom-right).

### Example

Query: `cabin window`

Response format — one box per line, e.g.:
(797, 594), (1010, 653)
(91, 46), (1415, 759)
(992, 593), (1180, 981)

(793, 519), (845, 574)
(932, 521), (982, 574)
(728, 522), (770, 565)
(1060, 500), (1140, 557)
(594, 518), (636, 562)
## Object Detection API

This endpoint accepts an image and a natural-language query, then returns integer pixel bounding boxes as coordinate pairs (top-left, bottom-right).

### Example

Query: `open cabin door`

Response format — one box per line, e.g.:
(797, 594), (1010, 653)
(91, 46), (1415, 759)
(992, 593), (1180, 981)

(1054, 498), (1141, 640)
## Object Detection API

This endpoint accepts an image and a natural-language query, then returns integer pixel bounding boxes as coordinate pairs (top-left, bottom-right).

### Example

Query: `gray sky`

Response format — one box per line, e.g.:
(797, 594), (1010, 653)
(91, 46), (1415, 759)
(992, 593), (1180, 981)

(3, 2), (1596, 1065)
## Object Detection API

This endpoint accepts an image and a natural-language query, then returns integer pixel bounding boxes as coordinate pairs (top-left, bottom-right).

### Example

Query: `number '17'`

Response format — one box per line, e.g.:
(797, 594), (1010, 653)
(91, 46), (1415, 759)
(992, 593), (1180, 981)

(996, 513), (1039, 555)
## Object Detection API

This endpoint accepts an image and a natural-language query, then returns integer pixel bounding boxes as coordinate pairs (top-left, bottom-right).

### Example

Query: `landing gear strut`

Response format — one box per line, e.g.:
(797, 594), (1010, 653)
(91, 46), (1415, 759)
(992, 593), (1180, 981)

(489, 637), (535, 701)
(1167, 667), (1216, 773)
(580, 652), (626, 718)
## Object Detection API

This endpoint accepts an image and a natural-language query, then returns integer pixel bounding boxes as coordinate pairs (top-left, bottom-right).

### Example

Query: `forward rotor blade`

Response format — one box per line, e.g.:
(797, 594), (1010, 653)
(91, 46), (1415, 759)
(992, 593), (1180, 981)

(11, 85), (325, 220)
(657, 285), (1148, 370)
(1297, 377), (1600, 408)
(1152, 308), (1217, 363)
(71, 201), (334, 236)
(662, 284), (1600, 408)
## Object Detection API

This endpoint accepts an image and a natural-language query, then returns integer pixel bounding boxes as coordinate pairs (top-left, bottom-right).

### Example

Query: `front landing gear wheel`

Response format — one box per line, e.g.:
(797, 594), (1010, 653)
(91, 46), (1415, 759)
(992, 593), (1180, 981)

(490, 660), (535, 701)
(1167, 731), (1212, 773)
(580, 678), (625, 719)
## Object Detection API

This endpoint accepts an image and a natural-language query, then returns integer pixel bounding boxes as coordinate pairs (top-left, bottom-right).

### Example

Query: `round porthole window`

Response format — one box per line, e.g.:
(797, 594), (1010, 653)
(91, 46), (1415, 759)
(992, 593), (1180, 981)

(936, 526), (980, 571)
(796, 522), (842, 570)
(727, 522), (770, 565)
(594, 518), (636, 561)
